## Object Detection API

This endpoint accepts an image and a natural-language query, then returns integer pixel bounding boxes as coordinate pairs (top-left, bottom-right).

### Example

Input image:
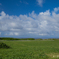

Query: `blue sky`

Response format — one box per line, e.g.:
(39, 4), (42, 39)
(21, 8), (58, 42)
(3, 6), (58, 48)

(0, 0), (59, 38)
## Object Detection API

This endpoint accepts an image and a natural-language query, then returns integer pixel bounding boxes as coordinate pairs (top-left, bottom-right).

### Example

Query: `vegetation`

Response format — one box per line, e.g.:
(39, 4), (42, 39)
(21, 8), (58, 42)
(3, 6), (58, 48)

(0, 37), (59, 41)
(0, 42), (11, 49)
(0, 38), (59, 59)
(0, 37), (35, 40)
(35, 38), (43, 40)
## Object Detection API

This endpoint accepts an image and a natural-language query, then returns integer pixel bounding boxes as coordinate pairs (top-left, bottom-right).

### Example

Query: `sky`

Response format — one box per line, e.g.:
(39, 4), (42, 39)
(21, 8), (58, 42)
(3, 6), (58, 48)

(0, 0), (59, 38)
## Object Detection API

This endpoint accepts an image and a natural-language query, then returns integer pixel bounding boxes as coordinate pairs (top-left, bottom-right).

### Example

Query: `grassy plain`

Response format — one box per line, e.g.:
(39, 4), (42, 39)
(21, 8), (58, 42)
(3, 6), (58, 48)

(0, 40), (59, 59)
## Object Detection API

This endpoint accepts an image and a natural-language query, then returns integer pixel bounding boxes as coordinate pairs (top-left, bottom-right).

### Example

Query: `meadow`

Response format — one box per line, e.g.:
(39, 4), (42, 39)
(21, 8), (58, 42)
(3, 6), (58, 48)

(0, 39), (59, 59)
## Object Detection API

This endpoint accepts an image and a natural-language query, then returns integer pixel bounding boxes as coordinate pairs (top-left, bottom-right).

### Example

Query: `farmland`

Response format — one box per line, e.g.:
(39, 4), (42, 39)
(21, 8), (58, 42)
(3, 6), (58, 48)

(0, 39), (59, 59)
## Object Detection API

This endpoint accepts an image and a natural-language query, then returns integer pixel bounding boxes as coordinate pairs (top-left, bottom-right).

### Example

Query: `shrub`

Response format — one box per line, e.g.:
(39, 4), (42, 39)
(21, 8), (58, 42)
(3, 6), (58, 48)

(0, 42), (11, 49)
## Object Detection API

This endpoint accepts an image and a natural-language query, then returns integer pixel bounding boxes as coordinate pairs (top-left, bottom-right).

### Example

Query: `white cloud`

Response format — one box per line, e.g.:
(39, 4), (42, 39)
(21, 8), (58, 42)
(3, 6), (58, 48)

(0, 32), (1, 35)
(54, 7), (59, 12)
(39, 10), (51, 16)
(29, 11), (37, 18)
(37, 0), (44, 7)
(14, 32), (19, 35)
(39, 34), (47, 36)
(0, 7), (59, 37)
(5, 32), (19, 36)
(0, 11), (6, 17)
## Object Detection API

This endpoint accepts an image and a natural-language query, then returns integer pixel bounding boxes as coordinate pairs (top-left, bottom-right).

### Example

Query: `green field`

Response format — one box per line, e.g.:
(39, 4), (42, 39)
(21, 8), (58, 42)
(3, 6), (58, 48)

(0, 40), (59, 59)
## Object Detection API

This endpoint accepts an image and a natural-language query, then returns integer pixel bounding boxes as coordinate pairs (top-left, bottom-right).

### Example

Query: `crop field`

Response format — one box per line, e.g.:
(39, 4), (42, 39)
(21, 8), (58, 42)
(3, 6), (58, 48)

(0, 40), (59, 59)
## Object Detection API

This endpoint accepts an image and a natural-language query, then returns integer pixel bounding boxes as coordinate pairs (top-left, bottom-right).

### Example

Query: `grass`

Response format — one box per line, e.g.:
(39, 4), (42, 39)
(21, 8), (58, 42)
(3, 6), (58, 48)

(0, 40), (59, 59)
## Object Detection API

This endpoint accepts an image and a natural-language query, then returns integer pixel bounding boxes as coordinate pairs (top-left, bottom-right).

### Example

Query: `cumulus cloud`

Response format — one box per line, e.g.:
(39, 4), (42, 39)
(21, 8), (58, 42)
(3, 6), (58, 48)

(29, 11), (37, 19)
(37, 0), (44, 7)
(54, 7), (59, 12)
(0, 7), (59, 37)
